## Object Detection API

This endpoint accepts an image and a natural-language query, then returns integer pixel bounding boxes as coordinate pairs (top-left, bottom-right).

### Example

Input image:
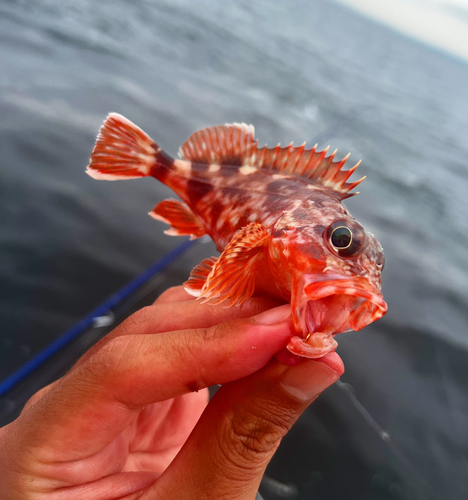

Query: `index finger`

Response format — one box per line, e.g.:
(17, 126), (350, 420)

(75, 294), (283, 369)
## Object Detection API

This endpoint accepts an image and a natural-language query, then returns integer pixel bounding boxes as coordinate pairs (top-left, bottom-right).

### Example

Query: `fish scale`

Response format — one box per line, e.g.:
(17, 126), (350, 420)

(87, 113), (387, 360)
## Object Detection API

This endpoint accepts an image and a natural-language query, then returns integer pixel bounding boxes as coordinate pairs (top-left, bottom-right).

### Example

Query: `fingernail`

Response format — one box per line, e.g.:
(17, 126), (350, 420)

(280, 360), (341, 401)
(253, 305), (291, 325)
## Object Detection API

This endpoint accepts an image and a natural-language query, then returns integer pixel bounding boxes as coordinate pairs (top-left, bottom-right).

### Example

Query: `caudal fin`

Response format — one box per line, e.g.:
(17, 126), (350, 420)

(86, 113), (162, 180)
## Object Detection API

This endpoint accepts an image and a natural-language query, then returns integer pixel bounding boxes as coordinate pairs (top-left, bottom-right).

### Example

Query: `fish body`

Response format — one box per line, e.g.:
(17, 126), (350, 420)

(87, 114), (387, 358)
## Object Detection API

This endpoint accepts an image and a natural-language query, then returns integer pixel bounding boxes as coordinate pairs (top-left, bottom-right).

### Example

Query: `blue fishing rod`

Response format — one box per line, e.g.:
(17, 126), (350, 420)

(0, 238), (197, 397)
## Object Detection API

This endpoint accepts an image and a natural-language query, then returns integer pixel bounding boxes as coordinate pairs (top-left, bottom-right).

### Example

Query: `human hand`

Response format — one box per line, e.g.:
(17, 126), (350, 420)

(0, 286), (344, 500)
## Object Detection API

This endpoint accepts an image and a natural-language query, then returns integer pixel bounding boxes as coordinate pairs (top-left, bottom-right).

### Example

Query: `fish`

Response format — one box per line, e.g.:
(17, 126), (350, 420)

(86, 113), (387, 359)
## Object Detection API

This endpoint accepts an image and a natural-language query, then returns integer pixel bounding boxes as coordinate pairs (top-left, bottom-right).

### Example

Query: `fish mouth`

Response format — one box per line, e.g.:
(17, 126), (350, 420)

(287, 274), (388, 359)
(304, 275), (387, 332)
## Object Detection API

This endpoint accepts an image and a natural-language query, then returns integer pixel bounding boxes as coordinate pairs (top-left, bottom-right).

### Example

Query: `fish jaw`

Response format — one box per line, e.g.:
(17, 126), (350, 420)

(287, 329), (339, 359)
(287, 273), (388, 359)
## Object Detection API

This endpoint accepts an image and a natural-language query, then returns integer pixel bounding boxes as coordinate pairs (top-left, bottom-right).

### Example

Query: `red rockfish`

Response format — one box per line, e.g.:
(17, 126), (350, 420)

(87, 114), (387, 359)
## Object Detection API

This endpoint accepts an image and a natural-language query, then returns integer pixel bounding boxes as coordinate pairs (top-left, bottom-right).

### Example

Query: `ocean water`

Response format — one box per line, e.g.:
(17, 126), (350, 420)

(0, 0), (467, 498)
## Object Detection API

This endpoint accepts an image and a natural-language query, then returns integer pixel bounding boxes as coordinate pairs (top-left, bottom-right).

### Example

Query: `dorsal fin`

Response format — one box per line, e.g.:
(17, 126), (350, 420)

(179, 123), (256, 165)
(254, 143), (365, 197)
(180, 123), (364, 197)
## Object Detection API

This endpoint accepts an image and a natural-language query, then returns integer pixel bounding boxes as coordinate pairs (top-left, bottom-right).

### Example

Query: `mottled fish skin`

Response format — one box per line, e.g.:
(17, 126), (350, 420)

(170, 165), (343, 251)
(87, 114), (387, 359)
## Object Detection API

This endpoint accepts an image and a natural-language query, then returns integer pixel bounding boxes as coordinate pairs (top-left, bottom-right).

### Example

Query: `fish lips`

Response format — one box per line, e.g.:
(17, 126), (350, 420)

(303, 274), (388, 333)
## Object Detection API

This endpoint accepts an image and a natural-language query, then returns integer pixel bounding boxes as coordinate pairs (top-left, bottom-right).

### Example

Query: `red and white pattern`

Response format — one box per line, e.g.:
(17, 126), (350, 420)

(87, 114), (387, 359)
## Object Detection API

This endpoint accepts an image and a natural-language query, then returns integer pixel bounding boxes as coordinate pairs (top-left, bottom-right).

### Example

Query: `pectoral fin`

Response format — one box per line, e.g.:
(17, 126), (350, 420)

(149, 199), (206, 239)
(196, 222), (269, 306)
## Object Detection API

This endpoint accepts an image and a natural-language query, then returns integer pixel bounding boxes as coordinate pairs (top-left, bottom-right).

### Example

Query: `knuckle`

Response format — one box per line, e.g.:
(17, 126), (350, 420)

(79, 356), (109, 387)
(190, 322), (229, 345)
(119, 306), (154, 334)
(83, 335), (135, 383)
(204, 319), (236, 343)
(222, 400), (292, 462)
(170, 330), (194, 360)
(22, 381), (58, 411)
(199, 324), (220, 343)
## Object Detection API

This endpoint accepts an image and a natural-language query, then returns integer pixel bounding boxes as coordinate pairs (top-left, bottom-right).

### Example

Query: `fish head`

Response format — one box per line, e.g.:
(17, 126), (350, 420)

(270, 198), (387, 358)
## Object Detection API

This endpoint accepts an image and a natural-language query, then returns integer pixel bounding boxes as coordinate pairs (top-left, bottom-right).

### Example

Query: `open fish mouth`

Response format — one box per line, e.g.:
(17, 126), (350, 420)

(304, 276), (387, 332)
(287, 275), (388, 359)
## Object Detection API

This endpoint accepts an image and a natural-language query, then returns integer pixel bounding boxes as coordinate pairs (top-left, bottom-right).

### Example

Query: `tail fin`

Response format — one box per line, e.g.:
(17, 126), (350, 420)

(86, 113), (162, 180)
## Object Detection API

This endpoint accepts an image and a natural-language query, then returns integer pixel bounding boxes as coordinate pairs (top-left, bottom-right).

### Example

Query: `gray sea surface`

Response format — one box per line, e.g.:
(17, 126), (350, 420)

(1, 0), (468, 498)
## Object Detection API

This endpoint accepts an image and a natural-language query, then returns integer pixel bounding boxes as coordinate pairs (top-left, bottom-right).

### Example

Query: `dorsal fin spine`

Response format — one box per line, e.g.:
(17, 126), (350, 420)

(279, 144), (291, 171)
(218, 126), (227, 151)
(340, 160), (361, 184)
(241, 127), (249, 154)
(186, 137), (194, 159)
(236, 129), (245, 154)
(305, 146), (320, 178)
(209, 128), (220, 160)
(202, 129), (211, 159)
(345, 174), (366, 192)
(210, 128), (219, 158)
(299, 144), (316, 176)
(205, 129), (215, 161)
(234, 126), (240, 152)
(324, 153), (350, 183)
(272, 144), (280, 170)
(233, 126), (239, 153)
(309, 146), (328, 179)
(268, 145), (276, 170)
(315, 150), (332, 181)
(292, 143), (306, 172)
(246, 140), (257, 166)
(233, 127), (240, 155)
(239, 128), (246, 154)
(324, 162), (340, 183)
(193, 134), (202, 159)
(245, 129), (251, 151)
(257, 144), (266, 168)
(211, 128), (220, 161)
(199, 129), (209, 158)
(341, 152), (351, 165)
(320, 147), (330, 172)
(225, 126), (233, 153)
(199, 133), (207, 158)
(319, 149), (337, 181)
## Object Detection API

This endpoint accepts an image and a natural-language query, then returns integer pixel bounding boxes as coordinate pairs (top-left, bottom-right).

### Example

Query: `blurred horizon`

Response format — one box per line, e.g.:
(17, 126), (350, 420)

(334, 0), (468, 64)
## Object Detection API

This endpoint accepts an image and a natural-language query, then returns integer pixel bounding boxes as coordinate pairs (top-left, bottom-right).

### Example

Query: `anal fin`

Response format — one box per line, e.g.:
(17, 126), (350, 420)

(184, 257), (218, 297)
(149, 199), (206, 239)
(198, 222), (269, 306)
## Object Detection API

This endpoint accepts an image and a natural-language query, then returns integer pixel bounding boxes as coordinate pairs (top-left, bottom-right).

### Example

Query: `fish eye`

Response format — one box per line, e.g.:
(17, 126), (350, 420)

(330, 226), (352, 249)
(325, 220), (368, 258)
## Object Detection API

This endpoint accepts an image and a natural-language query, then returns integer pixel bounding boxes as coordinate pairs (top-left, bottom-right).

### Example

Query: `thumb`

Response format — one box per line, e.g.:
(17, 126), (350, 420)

(148, 352), (344, 500)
